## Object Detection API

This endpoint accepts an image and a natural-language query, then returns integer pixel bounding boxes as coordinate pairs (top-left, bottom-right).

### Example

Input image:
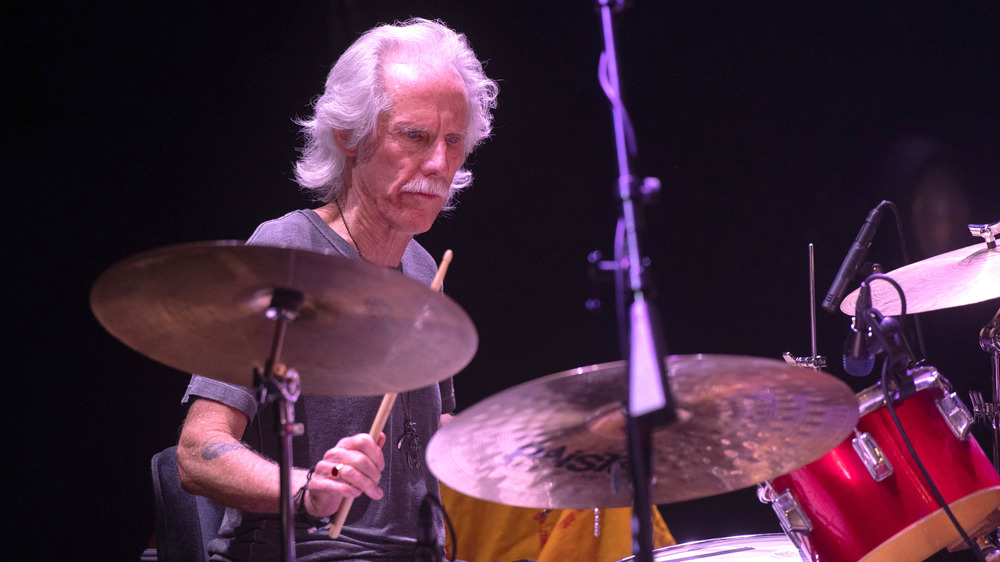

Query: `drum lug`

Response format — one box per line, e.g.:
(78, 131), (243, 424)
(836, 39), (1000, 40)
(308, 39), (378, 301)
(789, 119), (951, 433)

(937, 391), (974, 440)
(759, 483), (813, 549)
(852, 431), (894, 482)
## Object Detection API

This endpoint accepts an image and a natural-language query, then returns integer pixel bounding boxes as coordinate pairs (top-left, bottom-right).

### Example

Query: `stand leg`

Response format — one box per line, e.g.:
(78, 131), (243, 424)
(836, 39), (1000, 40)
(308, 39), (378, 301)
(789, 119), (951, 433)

(981, 307), (1000, 472)
(280, 398), (296, 562)
(258, 287), (305, 562)
(993, 353), (1000, 472)
(626, 415), (654, 562)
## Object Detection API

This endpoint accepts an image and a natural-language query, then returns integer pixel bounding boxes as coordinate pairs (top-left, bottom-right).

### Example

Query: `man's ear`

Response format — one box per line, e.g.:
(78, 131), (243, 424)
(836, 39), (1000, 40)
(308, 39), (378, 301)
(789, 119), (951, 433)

(333, 130), (358, 157)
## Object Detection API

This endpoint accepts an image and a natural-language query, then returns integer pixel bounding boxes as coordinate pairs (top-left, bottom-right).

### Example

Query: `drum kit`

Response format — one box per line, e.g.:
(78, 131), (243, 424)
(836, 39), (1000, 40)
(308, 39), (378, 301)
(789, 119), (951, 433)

(425, 222), (1000, 562)
(90, 216), (1000, 561)
(89, 3), (1000, 556)
(91, 0), (1000, 562)
(80, 4), (999, 562)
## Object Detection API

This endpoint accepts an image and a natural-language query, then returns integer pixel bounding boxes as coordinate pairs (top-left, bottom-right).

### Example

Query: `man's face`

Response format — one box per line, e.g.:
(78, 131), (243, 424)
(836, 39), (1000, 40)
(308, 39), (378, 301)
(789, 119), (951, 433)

(349, 59), (469, 235)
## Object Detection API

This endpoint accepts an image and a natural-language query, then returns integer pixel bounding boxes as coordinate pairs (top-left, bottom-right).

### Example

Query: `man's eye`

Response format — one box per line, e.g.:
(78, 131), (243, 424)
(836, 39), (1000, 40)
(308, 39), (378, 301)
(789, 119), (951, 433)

(405, 131), (422, 140)
(446, 135), (462, 144)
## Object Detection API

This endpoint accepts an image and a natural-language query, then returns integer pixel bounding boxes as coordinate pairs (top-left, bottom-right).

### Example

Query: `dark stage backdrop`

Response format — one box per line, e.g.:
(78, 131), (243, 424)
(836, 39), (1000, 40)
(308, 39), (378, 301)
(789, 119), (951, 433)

(7, 1), (999, 560)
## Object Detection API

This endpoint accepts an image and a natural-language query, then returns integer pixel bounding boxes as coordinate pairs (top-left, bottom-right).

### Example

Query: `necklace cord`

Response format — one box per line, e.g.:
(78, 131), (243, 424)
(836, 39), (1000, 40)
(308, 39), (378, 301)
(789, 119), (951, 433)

(333, 198), (365, 261)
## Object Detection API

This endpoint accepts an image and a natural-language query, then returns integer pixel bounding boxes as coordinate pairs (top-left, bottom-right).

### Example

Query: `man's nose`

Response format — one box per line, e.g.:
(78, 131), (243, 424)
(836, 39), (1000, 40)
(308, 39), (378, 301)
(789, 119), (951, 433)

(421, 139), (450, 176)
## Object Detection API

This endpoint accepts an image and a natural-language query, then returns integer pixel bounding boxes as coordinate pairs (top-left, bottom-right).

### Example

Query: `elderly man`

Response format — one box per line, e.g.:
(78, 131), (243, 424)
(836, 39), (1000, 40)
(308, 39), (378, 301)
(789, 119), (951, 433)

(176, 18), (498, 561)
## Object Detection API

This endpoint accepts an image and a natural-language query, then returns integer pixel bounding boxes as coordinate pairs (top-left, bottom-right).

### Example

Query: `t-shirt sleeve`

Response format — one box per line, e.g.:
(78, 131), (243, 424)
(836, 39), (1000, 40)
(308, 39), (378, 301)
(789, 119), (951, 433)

(439, 377), (456, 415)
(182, 374), (259, 420)
(246, 216), (311, 249)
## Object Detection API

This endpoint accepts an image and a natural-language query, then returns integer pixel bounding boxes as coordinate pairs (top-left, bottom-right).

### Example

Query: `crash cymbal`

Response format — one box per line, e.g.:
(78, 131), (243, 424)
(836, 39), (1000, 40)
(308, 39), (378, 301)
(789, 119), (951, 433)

(840, 242), (1000, 316)
(427, 354), (858, 509)
(90, 241), (477, 396)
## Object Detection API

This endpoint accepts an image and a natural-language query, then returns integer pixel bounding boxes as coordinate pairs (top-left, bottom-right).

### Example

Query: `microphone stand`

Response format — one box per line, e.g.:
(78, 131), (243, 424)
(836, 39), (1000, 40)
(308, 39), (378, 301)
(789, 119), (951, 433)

(595, 3), (678, 561)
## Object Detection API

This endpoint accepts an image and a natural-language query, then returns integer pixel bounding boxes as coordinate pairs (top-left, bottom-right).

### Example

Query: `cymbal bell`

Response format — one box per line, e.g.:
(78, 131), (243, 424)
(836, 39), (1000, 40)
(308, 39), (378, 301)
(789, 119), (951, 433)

(840, 242), (1000, 316)
(427, 355), (859, 509)
(90, 241), (477, 396)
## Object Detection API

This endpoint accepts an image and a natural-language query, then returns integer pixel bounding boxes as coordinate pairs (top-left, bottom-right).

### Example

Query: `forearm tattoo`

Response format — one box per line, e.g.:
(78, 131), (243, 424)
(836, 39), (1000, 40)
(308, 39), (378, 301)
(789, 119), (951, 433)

(202, 440), (245, 461)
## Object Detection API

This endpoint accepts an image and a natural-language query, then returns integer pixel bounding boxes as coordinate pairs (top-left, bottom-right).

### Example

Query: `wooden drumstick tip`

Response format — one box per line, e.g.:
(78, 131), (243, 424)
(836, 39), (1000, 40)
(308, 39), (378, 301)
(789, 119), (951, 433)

(329, 250), (454, 539)
(430, 249), (453, 291)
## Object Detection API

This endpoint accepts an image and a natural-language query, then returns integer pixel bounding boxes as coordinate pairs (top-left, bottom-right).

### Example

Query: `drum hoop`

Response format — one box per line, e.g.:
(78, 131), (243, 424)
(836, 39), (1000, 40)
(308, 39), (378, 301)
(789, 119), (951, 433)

(614, 534), (805, 562)
(856, 366), (947, 418)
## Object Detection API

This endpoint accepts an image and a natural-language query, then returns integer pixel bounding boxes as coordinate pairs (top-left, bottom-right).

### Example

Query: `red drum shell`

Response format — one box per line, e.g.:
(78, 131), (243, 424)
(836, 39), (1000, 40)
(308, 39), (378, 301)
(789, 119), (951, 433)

(770, 378), (1000, 562)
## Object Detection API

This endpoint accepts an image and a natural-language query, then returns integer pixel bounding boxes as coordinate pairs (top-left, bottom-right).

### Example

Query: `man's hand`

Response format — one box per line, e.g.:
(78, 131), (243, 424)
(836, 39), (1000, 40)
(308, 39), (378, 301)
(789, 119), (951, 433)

(304, 432), (388, 517)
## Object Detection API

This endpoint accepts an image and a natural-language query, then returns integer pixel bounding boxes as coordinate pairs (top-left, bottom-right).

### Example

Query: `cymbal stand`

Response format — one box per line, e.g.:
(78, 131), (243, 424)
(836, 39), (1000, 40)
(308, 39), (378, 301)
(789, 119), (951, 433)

(974, 307), (1000, 560)
(967, 221), (1000, 471)
(971, 306), (1000, 472)
(594, 2), (677, 562)
(255, 287), (306, 562)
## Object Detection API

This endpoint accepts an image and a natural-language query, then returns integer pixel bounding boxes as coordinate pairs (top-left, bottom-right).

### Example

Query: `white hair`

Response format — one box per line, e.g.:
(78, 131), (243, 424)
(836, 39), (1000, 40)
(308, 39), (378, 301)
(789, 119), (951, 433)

(294, 18), (499, 207)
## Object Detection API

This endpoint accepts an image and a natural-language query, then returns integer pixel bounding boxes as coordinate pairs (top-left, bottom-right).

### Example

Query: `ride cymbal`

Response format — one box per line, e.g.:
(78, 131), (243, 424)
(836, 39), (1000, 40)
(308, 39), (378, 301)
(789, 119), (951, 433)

(840, 242), (1000, 316)
(427, 354), (858, 508)
(90, 241), (477, 396)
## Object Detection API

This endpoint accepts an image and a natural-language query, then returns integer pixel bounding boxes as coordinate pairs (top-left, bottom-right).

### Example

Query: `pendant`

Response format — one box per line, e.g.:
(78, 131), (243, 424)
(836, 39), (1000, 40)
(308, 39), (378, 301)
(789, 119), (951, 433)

(397, 420), (421, 469)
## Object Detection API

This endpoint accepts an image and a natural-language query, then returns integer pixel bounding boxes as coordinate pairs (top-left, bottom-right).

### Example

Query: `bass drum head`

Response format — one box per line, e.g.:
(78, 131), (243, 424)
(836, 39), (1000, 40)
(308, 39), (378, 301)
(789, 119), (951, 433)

(616, 533), (807, 561)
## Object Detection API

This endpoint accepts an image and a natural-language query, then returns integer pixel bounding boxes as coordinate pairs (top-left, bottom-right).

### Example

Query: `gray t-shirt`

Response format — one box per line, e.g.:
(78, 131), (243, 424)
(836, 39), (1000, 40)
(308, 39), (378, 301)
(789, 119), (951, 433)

(183, 209), (455, 561)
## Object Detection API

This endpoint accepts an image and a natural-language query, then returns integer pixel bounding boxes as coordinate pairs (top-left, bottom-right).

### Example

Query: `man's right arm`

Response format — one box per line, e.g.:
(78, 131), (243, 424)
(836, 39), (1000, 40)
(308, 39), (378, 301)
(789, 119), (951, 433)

(176, 397), (386, 517)
(177, 397), (310, 514)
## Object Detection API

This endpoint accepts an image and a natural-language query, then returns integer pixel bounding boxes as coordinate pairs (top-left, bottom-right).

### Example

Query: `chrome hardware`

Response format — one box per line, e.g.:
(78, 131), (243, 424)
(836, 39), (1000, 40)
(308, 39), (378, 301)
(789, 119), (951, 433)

(937, 391), (975, 441)
(852, 430), (893, 482)
(782, 352), (827, 370)
(969, 221), (1000, 249)
(758, 483), (812, 550)
(856, 366), (945, 417)
(970, 391), (997, 427)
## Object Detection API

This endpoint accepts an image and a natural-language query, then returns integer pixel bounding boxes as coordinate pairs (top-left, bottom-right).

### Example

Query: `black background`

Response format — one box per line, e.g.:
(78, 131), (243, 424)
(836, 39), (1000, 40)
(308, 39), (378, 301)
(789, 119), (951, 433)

(6, 1), (1000, 560)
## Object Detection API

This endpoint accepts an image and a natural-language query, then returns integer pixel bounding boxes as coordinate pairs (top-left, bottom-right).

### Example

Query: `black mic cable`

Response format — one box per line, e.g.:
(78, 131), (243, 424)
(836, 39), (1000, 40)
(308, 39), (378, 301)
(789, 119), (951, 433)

(413, 494), (441, 562)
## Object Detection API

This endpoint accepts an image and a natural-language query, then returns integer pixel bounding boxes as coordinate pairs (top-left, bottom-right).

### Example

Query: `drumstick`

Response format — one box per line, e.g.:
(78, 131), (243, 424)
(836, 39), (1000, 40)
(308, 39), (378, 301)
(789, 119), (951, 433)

(328, 249), (454, 539)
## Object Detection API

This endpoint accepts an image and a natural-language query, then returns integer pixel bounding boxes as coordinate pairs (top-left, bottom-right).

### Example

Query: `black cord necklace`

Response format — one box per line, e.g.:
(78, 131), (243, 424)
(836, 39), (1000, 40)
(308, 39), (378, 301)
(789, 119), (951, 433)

(333, 198), (404, 273)
(333, 198), (366, 262)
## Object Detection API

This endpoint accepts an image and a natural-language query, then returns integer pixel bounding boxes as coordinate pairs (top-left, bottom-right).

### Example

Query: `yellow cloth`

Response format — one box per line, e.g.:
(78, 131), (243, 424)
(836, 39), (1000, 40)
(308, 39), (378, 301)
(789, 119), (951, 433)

(441, 484), (674, 562)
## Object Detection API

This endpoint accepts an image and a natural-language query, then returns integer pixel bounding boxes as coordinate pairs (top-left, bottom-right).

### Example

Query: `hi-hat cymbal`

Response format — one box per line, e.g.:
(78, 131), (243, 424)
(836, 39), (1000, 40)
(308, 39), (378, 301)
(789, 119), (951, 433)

(90, 241), (477, 396)
(426, 355), (858, 509)
(840, 242), (1000, 316)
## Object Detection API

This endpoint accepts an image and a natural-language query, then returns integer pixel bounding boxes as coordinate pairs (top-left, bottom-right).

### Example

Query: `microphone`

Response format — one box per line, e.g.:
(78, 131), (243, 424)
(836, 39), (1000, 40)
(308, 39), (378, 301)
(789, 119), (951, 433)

(843, 282), (875, 376)
(822, 201), (888, 313)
